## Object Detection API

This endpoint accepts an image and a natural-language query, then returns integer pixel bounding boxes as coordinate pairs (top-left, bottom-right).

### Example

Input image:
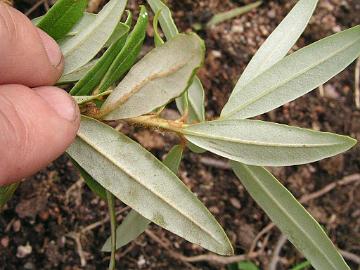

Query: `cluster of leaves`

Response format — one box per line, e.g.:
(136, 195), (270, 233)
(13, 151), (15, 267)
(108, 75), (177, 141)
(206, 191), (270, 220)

(1, 0), (359, 269)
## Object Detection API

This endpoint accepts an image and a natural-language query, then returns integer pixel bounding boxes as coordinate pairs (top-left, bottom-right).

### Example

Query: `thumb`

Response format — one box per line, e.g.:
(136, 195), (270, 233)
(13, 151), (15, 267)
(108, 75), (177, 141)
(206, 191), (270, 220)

(0, 85), (80, 185)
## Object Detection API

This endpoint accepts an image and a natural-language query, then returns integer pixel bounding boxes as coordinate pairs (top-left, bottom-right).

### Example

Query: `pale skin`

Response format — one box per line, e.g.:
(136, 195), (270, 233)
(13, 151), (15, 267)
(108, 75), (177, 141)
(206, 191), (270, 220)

(0, 2), (80, 185)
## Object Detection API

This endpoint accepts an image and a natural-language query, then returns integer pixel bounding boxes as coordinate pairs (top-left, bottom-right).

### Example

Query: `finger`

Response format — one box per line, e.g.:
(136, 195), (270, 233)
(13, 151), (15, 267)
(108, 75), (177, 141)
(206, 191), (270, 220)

(0, 85), (80, 185)
(0, 2), (64, 87)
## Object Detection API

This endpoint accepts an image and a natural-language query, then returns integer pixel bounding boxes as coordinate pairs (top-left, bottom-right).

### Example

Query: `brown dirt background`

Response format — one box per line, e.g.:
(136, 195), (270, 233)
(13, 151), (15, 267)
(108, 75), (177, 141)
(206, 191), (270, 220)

(1, 0), (359, 269)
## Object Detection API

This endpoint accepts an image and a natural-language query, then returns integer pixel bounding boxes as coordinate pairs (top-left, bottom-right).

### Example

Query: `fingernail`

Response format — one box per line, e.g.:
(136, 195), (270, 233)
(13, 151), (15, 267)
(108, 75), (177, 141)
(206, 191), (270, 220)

(36, 87), (79, 122)
(37, 29), (63, 68)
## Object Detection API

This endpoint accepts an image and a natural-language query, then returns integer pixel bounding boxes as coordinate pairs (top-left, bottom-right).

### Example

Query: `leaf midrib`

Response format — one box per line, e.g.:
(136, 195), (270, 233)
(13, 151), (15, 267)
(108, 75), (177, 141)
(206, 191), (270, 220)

(76, 130), (225, 246)
(241, 164), (338, 269)
(224, 32), (360, 118)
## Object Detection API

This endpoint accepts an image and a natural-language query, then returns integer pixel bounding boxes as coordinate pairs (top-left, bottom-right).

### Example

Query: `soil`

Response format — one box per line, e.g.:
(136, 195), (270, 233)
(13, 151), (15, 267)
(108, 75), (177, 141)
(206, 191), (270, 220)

(1, 0), (360, 269)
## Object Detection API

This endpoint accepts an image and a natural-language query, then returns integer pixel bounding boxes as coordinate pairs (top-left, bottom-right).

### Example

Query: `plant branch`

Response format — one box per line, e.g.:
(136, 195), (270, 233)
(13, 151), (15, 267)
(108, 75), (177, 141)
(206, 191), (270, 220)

(106, 191), (117, 270)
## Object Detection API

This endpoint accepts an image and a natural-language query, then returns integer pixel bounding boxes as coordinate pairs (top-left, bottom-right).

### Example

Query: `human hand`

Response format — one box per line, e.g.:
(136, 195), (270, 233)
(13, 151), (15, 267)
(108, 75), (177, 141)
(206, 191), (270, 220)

(0, 2), (80, 185)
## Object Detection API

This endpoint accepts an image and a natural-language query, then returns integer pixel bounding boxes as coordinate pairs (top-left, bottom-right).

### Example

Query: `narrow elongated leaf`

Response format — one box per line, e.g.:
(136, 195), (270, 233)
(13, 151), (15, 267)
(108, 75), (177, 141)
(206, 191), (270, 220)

(97, 6), (148, 93)
(206, 1), (262, 27)
(102, 210), (150, 252)
(147, 0), (178, 39)
(176, 77), (206, 123)
(73, 90), (112, 105)
(153, 9), (165, 47)
(105, 10), (132, 47)
(59, 0), (127, 75)
(231, 162), (350, 270)
(147, 0), (205, 123)
(67, 116), (233, 255)
(222, 26), (360, 119)
(0, 183), (19, 209)
(57, 60), (98, 84)
(69, 26), (129, 96)
(100, 33), (205, 120)
(102, 145), (183, 252)
(229, 0), (318, 96)
(37, 0), (88, 40)
(184, 119), (356, 166)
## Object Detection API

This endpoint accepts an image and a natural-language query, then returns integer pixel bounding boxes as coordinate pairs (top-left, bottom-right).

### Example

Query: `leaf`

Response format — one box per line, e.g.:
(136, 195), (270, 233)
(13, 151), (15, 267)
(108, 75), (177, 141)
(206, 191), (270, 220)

(206, 1), (262, 28)
(105, 10), (132, 47)
(102, 144), (184, 252)
(59, 0), (127, 75)
(100, 33), (205, 120)
(67, 116), (233, 255)
(176, 76), (206, 123)
(231, 162), (350, 270)
(147, 0), (178, 40)
(57, 60), (98, 84)
(102, 210), (150, 252)
(96, 5), (148, 93)
(73, 90), (112, 105)
(221, 26), (360, 119)
(37, 0), (88, 40)
(229, 0), (318, 96)
(153, 9), (165, 46)
(183, 119), (356, 166)
(0, 183), (19, 209)
(147, 0), (206, 123)
(69, 25), (129, 96)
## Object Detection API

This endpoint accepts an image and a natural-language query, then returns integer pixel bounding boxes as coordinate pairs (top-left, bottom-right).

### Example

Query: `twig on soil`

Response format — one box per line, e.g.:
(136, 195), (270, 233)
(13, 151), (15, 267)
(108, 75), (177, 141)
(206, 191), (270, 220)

(268, 234), (287, 270)
(354, 57), (360, 109)
(66, 232), (87, 267)
(318, 84), (325, 97)
(339, 249), (360, 265)
(145, 230), (258, 266)
(199, 156), (231, 170)
(25, 0), (46, 16)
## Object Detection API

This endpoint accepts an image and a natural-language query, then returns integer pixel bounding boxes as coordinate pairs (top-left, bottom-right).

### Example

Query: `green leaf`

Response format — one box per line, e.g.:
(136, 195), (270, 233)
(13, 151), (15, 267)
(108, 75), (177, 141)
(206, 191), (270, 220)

(69, 25), (129, 96)
(228, 261), (259, 270)
(105, 10), (132, 47)
(100, 33), (205, 120)
(291, 261), (312, 270)
(147, 0), (178, 40)
(102, 144), (184, 252)
(147, 0), (206, 124)
(37, 0), (88, 40)
(206, 1), (262, 28)
(67, 116), (233, 255)
(0, 183), (19, 209)
(96, 5), (148, 93)
(231, 162), (350, 270)
(153, 9), (165, 47)
(59, 0), (127, 75)
(184, 119), (356, 166)
(221, 26), (360, 119)
(102, 210), (150, 252)
(229, 0), (318, 96)
(57, 60), (98, 84)
(71, 158), (107, 200)
(176, 76), (206, 123)
(73, 90), (112, 105)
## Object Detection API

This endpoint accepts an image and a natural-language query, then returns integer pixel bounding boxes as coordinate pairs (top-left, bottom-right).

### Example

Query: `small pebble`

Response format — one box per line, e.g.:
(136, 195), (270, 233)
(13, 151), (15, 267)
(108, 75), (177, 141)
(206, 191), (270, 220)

(17, 243), (32, 258)
(1, 236), (9, 248)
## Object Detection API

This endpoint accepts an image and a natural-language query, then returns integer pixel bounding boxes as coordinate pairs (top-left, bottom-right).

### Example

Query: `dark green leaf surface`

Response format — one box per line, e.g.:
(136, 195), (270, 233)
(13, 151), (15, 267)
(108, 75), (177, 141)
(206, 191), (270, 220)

(37, 0), (88, 40)
(231, 162), (350, 270)
(67, 116), (233, 255)
(97, 5), (148, 93)
(69, 25), (129, 96)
